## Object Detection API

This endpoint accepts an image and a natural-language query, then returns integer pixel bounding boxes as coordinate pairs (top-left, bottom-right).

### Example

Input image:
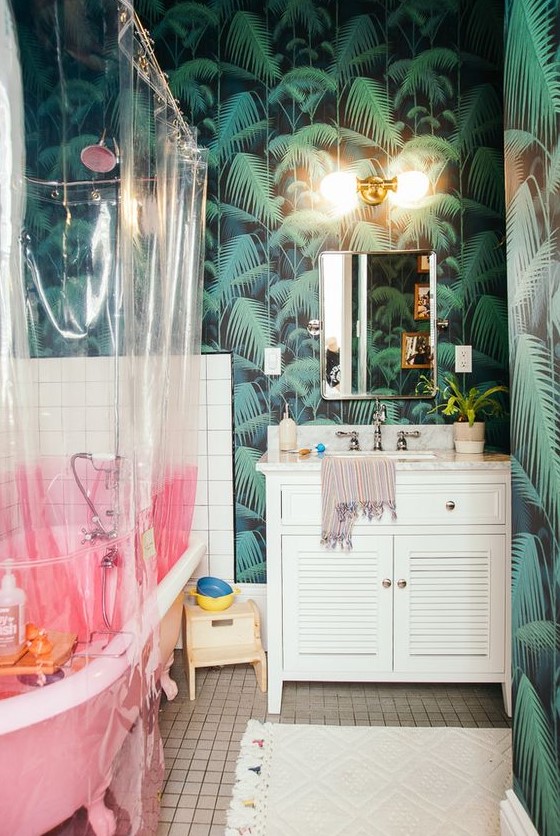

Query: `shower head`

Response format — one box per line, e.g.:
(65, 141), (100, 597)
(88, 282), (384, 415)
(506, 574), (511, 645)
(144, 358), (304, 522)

(80, 135), (118, 173)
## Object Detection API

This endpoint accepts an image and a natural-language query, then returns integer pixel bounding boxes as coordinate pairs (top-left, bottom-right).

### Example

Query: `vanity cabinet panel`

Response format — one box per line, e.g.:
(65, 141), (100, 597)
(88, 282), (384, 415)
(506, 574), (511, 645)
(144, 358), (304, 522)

(279, 475), (506, 528)
(281, 533), (505, 678)
(281, 486), (322, 527)
(258, 462), (511, 715)
(393, 534), (506, 674)
(282, 535), (393, 672)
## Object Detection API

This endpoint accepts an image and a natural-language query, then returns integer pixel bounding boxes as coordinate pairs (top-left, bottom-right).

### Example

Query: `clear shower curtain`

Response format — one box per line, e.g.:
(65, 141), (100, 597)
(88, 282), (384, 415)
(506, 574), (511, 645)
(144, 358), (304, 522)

(0, 0), (206, 832)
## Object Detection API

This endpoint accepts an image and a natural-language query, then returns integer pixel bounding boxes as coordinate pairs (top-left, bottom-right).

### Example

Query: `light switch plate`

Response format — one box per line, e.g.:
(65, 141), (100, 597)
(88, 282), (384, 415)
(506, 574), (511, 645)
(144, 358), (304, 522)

(264, 346), (282, 375)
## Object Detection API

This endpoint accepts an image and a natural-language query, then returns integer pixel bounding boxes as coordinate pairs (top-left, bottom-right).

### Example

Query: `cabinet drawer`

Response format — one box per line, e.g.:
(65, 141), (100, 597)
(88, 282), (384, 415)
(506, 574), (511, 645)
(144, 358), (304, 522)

(280, 479), (506, 527)
(281, 485), (322, 526)
(397, 481), (506, 525)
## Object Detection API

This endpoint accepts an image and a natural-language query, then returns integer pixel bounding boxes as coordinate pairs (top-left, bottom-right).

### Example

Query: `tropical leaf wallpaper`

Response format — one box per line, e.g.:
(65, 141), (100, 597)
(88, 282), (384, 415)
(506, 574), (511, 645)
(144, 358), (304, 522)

(14, 0), (509, 584)
(12, 0), (560, 827)
(13, 0), (122, 358)
(148, 0), (508, 582)
(504, 0), (560, 832)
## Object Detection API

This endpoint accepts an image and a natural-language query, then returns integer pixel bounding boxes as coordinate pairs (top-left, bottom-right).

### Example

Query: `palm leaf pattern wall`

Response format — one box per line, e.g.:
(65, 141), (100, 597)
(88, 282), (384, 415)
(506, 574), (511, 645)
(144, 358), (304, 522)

(14, 0), (125, 357)
(152, 0), (507, 583)
(505, 1), (560, 832)
(16, 1), (559, 823)
(14, 0), (508, 582)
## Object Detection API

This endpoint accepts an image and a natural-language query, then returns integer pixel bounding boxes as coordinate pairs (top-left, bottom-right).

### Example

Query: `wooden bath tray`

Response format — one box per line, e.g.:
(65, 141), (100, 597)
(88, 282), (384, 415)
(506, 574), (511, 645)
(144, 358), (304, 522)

(0, 631), (77, 676)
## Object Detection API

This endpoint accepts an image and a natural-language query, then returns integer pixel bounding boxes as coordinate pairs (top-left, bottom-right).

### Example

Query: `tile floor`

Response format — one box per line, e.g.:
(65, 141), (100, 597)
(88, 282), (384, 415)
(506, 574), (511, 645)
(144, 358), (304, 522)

(157, 661), (511, 836)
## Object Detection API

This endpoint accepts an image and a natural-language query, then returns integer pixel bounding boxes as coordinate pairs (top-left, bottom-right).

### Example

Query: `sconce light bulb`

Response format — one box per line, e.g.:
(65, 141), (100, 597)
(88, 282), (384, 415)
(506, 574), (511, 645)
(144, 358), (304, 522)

(320, 172), (358, 213)
(390, 171), (430, 207)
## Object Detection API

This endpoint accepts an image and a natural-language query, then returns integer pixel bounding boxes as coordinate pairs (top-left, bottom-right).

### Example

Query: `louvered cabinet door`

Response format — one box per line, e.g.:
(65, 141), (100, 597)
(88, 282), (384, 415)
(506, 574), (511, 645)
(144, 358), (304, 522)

(282, 535), (393, 673)
(393, 534), (506, 674)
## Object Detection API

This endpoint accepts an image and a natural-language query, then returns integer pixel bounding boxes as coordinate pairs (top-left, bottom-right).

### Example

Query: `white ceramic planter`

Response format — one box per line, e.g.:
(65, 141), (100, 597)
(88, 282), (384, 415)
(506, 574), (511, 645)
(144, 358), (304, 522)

(453, 420), (485, 453)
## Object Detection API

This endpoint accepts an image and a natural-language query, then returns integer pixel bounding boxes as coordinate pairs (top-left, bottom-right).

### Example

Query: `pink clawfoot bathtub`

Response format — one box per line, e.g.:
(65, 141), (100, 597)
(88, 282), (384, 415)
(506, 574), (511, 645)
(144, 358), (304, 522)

(0, 536), (205, 836)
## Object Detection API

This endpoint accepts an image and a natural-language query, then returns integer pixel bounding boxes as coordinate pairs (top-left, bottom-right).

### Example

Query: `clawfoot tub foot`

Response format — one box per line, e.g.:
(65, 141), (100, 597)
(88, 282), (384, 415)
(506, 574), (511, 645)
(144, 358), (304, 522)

(87, 790), (116, 836)
(161, 650), (179, 700)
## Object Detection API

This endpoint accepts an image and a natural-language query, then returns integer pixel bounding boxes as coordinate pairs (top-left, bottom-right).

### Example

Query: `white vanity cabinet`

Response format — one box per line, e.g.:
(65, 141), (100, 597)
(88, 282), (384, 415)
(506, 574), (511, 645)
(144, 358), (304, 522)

(257, 458), (511, 716)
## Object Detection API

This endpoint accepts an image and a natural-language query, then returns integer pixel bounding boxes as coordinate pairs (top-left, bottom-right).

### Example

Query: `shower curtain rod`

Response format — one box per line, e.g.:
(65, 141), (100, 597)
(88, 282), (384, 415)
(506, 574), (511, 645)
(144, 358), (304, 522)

(118, 1), (197, 150)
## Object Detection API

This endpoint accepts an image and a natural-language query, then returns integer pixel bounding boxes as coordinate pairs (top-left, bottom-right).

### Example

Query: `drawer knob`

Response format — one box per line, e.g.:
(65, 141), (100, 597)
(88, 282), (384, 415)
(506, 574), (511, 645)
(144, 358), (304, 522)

(382, 578), (392, 588)
(397, 579), (407, 589)
(445, 500), (456, 511)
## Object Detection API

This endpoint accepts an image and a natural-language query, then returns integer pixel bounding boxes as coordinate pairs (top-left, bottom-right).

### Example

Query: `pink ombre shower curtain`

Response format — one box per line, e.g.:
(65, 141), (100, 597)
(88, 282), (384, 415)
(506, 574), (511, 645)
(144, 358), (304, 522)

(0, 0), (206, 831)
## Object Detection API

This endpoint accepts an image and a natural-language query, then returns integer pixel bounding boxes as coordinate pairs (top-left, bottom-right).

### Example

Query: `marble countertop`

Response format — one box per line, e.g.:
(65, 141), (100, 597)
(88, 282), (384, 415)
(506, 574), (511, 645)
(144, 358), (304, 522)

(257, 423), (510, 473)
(256, 448), (511, 473)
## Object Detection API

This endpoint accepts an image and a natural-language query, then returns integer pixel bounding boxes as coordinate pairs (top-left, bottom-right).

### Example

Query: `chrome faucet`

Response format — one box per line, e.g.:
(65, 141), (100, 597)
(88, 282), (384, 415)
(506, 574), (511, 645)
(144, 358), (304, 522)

(81, 517), (118, 544)
(71, 452), (122, 544)
(372, 399), (387, 451)
(336, 430), (360, 451)
(396, 430), (421, 451)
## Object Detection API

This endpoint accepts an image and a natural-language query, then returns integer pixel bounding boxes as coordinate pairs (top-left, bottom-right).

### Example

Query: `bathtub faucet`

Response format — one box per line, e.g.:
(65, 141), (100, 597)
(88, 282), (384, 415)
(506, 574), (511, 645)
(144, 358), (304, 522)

(71, 452), (121, 544)
(100, 545), (118, 569)
(100, 546), (118, 630)
(81, 517), (118, 544)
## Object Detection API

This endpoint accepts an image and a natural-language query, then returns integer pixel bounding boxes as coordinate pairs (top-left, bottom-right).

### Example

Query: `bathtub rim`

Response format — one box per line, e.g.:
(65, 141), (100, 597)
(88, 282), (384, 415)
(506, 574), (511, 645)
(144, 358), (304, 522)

(157, 536), (205, 618)
(0, 536), (206, 735)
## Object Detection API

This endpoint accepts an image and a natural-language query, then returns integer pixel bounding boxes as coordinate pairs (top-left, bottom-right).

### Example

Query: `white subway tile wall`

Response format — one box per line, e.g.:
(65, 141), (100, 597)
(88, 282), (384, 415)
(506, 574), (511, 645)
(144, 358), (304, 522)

(3, 354), (235, 578)
(191, 354), (235, 581)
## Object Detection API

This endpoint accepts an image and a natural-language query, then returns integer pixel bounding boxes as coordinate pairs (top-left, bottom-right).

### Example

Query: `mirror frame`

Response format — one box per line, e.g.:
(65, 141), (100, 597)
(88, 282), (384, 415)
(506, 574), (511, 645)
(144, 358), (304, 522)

(319, 249), (437, 400)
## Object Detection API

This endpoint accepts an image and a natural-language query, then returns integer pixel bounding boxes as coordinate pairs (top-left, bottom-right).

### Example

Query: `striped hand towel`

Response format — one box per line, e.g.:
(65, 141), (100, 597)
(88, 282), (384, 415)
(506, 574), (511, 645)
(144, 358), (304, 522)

(321, 455), (397, 549)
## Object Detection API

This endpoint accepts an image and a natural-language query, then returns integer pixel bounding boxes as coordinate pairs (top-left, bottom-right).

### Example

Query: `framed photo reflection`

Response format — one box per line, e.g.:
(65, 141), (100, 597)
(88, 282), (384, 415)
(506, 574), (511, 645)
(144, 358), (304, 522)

(414, 283), (430, 320)
(401, 332), (432, 369)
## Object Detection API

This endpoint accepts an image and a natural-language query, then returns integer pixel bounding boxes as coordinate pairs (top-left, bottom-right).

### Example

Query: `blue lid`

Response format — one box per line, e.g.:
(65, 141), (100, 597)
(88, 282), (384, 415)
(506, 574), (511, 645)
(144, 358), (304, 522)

(196, 576), (233, 598)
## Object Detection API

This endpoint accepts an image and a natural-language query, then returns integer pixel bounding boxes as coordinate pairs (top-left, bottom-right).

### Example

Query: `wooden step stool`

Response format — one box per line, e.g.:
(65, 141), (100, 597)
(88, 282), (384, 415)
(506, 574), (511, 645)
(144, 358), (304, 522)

(182, 599), (267, 700)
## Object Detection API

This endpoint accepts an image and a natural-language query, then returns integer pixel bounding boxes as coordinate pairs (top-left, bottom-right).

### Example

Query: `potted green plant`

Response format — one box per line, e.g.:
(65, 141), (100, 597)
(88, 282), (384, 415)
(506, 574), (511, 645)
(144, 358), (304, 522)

(422, 374), (508, 453)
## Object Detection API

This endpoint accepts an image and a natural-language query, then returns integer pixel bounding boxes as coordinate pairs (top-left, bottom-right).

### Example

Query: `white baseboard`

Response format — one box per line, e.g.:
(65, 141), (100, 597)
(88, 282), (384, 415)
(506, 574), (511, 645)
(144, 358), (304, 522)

(500, 790), (539, 836)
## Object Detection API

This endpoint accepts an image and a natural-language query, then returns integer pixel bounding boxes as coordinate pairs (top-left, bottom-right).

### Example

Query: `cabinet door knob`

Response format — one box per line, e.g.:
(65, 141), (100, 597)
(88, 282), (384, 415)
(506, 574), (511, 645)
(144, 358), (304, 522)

(397, 579), (407, 589)
(445, 500), (456, 511)
(382, 578), (392, 588)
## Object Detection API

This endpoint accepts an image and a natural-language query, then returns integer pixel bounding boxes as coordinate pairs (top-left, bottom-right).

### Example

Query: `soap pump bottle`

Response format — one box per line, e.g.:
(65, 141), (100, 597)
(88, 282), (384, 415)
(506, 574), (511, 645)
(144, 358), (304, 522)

(279, 404), (297, 451)
(0, 560), (26, 658)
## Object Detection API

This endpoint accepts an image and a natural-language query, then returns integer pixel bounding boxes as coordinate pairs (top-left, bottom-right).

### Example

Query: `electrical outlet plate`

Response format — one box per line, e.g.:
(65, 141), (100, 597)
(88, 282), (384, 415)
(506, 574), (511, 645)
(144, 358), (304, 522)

(455, 345), (472, 373)
(264, 346), (281, 375)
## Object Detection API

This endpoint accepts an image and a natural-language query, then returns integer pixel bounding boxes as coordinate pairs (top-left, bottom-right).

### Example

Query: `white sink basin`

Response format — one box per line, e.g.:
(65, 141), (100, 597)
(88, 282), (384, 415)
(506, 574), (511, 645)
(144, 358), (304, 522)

(326, 450), (437, 460)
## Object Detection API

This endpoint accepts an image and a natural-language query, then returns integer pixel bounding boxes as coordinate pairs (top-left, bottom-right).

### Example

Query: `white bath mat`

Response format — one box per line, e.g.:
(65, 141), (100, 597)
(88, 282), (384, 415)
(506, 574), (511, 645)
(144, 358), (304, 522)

(226, 720), (511, 836)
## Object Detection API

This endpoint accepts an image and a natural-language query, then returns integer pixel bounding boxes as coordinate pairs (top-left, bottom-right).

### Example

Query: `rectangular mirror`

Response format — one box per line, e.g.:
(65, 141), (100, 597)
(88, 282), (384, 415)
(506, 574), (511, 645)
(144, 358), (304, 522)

(320, 250), (437, 400)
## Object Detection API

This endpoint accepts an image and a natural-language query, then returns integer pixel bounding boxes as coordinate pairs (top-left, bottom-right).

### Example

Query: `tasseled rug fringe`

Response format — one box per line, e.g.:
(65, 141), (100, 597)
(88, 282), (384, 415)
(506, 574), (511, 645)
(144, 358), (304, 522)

(225, 719), (272, 836)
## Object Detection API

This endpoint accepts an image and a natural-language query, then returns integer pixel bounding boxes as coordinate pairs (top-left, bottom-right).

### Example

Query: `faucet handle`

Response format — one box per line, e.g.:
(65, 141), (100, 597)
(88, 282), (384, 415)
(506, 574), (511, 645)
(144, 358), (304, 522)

(335, 430), (360, 451)
(81, 527), (93, 543)
(396, 429), (421, 451)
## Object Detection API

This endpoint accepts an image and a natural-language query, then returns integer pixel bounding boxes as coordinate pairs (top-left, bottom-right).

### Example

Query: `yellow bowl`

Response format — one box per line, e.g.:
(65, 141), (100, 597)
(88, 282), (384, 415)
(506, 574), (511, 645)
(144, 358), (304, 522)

(187, 588), (240, 611)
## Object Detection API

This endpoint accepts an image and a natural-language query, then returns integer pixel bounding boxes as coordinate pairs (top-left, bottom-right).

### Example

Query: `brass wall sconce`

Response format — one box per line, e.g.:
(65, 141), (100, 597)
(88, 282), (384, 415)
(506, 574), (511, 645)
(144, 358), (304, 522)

(320, 170), (429, 212)
(356, 176), (398, 206)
